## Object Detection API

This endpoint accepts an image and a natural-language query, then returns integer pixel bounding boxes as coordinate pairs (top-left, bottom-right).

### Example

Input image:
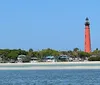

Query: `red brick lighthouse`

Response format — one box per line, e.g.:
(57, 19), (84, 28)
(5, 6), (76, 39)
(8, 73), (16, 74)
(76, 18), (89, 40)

(84, 17), (91, 53)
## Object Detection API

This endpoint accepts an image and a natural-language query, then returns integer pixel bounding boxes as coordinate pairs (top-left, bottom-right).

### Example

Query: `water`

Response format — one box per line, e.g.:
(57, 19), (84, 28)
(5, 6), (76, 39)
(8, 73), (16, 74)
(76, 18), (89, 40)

(0, 69), (100, 85)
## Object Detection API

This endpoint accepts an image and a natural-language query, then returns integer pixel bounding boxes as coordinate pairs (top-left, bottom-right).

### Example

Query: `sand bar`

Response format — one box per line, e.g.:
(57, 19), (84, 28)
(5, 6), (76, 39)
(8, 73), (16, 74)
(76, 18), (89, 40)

(0, 61), (100, 70)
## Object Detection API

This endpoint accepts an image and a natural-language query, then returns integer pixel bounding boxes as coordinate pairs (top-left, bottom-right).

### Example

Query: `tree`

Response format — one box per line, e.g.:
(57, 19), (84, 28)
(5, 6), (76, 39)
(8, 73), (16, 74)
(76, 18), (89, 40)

(40, 48), (59, 57)
(28, 48), (33, 57)
(60, 51), (67, 55)
(29, 48), (33, 52)
(78, 51), (91, 60)
(33, 51), (40, 58)
(67, 50), (73, 57)
(7, 51), (18, 60)
(73, 48), (79, 52)
(18, 49), (27, 55)
(72, 48), (80, 58)
(92, 48), (100, 56)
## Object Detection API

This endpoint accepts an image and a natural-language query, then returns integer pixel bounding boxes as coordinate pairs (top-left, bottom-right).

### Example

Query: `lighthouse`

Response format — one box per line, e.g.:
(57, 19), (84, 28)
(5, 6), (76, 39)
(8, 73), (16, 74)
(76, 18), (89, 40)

(84, 17), (91, 53)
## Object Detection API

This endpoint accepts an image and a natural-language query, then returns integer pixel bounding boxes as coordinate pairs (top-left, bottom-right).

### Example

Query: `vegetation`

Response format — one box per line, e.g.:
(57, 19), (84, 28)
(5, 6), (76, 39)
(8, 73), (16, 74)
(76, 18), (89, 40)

(88, 56), (100, 61)
(0, 48), (99, 62)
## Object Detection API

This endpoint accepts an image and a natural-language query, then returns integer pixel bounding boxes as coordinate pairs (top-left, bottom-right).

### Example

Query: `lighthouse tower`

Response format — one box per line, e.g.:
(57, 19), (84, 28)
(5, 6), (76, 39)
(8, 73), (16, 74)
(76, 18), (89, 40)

(84, 17), (91, 53)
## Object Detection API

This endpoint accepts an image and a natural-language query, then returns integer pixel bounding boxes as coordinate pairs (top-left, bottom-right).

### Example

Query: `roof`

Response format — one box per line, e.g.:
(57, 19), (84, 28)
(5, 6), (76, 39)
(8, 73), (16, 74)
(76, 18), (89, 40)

(59, 55), (70, 58)
(45, 56), (54, 58)
(31, 57), (38, 59)
(18, 55), (26, 58)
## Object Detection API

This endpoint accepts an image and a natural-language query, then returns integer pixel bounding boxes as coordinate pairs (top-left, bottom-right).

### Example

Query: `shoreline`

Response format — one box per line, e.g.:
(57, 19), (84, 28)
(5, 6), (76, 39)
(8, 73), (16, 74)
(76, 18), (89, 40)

(0, 61), (100, 65)
(0, 61), (100, 70)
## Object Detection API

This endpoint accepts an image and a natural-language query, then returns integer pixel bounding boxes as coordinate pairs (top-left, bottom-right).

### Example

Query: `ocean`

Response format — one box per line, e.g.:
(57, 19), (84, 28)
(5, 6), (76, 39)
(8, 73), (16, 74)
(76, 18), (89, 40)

(0, 69), (100, 85)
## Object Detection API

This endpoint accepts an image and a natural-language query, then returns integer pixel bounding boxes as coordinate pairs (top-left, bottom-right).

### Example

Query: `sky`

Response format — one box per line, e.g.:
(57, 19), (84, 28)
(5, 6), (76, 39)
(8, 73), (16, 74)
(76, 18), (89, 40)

(0, 0), (100, 51)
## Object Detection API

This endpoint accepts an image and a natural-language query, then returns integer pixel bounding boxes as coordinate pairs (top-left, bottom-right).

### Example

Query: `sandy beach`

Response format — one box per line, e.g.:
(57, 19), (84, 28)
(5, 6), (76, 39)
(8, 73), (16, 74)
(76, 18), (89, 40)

(0, 61), (99, 70)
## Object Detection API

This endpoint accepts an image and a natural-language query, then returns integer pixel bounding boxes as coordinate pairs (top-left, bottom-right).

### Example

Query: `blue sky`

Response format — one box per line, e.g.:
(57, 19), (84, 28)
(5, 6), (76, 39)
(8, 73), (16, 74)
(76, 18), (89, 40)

(0, 0), (100, 51)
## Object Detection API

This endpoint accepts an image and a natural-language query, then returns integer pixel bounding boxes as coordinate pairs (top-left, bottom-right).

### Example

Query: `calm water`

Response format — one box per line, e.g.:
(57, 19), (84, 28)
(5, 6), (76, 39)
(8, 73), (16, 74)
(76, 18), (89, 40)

(0, 70), (100, 85)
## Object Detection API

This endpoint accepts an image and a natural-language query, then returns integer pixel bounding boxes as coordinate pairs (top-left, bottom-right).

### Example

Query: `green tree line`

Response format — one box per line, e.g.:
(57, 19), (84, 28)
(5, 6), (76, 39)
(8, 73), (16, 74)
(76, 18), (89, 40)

(0, 48), (100, 61)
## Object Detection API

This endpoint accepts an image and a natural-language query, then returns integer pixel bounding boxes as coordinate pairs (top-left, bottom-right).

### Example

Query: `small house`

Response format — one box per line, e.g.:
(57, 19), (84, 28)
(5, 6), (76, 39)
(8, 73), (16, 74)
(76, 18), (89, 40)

(43, 56), (56, 62)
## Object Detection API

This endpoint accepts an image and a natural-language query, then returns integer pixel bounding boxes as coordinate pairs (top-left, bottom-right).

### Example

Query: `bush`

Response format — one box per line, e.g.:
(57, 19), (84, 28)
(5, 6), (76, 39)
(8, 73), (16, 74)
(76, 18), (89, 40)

(88, 56), (100, 61)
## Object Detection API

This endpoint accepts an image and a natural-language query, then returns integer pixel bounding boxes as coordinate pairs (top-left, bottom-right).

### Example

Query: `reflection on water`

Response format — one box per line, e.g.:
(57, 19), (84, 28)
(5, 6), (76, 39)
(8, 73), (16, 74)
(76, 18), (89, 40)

(0, 70), (100, 85)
